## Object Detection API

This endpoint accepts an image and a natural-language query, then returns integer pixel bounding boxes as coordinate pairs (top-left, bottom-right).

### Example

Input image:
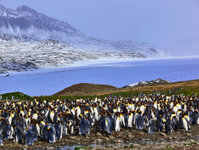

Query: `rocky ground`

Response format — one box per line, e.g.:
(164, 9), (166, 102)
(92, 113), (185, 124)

(1, 125), (199, 150)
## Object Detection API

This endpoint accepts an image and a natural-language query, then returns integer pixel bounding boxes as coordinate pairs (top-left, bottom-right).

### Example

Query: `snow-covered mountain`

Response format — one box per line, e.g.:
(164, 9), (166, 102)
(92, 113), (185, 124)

(0, 4), (169, 73)
(123, 78), (172, 88)
(0, 5), (84, 39)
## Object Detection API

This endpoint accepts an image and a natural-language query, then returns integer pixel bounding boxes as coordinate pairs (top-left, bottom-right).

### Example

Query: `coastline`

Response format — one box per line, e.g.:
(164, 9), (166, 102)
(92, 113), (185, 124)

(1, 55), (199, 77)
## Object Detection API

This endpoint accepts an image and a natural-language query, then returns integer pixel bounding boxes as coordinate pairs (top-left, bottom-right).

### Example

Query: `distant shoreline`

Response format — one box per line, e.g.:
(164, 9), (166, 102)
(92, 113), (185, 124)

(0, 56), (199, 96)
(1, 55), (199, 77)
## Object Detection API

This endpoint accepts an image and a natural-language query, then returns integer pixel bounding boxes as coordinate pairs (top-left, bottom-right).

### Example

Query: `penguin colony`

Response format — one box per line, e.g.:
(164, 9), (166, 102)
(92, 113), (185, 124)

(0, 94), (199, 146)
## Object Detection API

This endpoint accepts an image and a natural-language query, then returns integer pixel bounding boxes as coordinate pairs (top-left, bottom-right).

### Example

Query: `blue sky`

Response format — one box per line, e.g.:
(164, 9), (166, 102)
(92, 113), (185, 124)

(1, 0), (199, 56)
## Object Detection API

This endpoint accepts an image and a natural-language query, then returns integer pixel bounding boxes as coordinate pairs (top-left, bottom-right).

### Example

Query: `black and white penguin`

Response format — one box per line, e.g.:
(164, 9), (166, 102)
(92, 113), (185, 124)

(79, 116), (90, 135)
(165, 118), (173, 135)
(49, 110), (55, 123)
(147, 119), (156, 134)
(47, 125), (56, 144)
(62, 121), (68, 135)
(127, 112), (133, 128)
(0, 129), (3, 146)
(119, 113), (126, 128)
(156, 115), (166, 132)
(114, 114), (121, 132)
(13, 126), (23, 144)
(3, 124), (14, 140)
(39, 120), (45, 137)
(55, 121), (63, 140)
(25, 129), (34, 146)
(67, 120), (75, 135)
(135, 115), (145, 131)
(169, 112), (178, 131)
(190, 109), (199, 124)
(98, 114), (106, 132)
(30, 124), (38, 142)
(179, 114), (190, 132)
(43, 123), (50, 141)
(133, 110), (141, 125)
(105, 115), (114, 134)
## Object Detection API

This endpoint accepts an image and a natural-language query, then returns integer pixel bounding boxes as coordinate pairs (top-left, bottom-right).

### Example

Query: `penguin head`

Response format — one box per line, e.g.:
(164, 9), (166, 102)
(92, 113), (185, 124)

(137, 109), (141, 114)
(40, 121), (45, 126)
(79, 114), (83, 119)
(0, 117), (4, 122)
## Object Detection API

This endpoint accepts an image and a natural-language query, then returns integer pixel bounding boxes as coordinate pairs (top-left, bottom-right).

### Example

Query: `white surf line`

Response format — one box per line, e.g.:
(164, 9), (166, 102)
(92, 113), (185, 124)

(1, 55), (199, 77)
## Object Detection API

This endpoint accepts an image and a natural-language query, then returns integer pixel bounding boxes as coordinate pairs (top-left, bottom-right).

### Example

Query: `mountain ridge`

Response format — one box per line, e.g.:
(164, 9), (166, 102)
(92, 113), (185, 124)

(123, 78), (172, 88)
(0, 4), (169, 73)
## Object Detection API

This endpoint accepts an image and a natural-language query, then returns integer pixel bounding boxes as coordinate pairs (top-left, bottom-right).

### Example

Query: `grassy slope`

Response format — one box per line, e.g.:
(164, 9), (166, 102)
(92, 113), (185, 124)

(36, 79), (199, 100)
(1, 79), (199, 100)
(0, 92), (33, 100)
(53, 83), (118, 96)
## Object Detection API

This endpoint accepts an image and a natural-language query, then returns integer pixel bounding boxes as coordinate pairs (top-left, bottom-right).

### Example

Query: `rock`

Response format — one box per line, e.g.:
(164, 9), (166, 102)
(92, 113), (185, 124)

(89, 137), (95, 141)
(127, 134), (134, 139)
(68, 136), (76, 140)
(190, 139), (195, 143)
(168, 136), (172, 140)
(118, 132), (124, 137)
(186, 133), (191, 136)
(96, 132), (102, 137)
(96, 139), (103, 144)
(139, 131), (145, 136)
(103, 137), (110, 141)
(117, 140), (122, 143)
(109, 135), (115, 140)
(160, 132), (167, 137)
(85, 134), (90, 138)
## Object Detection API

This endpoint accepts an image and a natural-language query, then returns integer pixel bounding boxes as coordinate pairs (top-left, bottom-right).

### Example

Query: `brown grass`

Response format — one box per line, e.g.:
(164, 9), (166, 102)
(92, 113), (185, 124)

(53, 79), (199, 96)
(127, 80), (199, 91)
(53, 83), (118, 96)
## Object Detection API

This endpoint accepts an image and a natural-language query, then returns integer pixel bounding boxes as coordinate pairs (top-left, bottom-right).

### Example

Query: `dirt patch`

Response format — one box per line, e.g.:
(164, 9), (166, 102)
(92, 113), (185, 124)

(1, 125), (199, 150)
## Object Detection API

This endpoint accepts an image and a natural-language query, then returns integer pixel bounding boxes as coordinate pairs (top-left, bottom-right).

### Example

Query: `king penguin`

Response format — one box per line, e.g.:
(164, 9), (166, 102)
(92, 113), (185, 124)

(0, 129), (3, 146)
(43, 123), (50, 141)
(79, 116), (91, 135)
(55, 121), (63, 140)
(135, 115), (145, 131)
(105, 115), (114, 134)
(147, 119), (156, 134)
(13, 126), (23, 144)
(3, 123), (14, 140)
(25, 128), (34, 146)
(165, 118), (173, 135)
(156, 115), (166, 132)
(47, 125), (56, 144)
